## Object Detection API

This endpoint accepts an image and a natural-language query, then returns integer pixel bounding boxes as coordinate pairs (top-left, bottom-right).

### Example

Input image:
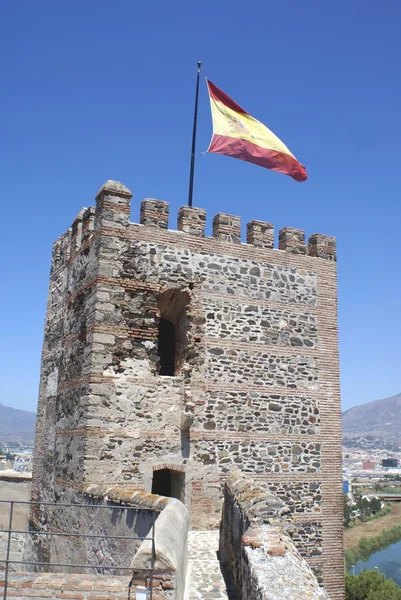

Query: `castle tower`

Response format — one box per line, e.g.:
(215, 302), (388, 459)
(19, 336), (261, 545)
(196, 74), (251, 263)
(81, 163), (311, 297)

(31, 181), (344, 598)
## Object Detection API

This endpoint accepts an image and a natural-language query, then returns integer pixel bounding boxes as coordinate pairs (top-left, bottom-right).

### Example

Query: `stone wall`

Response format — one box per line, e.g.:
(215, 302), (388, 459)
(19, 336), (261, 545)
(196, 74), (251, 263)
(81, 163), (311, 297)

(24, 486), (188, 600)
(31, 180), (344, 598)
(219, 471), (329, 600)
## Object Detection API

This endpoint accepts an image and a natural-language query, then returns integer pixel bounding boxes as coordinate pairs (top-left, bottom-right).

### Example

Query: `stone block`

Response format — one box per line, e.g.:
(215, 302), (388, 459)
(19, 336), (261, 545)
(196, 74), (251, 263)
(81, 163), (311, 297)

(71, 208), (86, 250)
(246, 220), (274, 249)
(140, 198), (169, 229)
(308, 233), (337, 261)
(95, 180), (132, 230)
(213, 213), (241, 243)
(177, 206), (206, 236)
(82, 206), (96, 243)
(278, 227), (307, 255)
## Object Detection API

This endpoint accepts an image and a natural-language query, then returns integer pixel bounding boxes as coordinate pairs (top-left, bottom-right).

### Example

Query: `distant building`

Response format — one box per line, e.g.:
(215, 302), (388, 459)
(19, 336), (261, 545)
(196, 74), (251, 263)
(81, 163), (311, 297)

(14, 454), (32, 473)
(382, 458), (399, 469)
(362, 461), (376, 470)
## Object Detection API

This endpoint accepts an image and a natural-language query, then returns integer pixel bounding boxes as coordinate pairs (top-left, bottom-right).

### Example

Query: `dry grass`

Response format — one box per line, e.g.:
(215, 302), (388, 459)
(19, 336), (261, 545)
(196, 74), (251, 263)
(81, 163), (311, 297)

(344, 503), (401, 550)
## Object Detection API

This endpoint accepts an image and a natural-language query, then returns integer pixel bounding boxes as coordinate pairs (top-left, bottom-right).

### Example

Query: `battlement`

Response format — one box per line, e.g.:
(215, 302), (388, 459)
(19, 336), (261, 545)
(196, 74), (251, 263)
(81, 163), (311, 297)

(52, 180), (336, 266)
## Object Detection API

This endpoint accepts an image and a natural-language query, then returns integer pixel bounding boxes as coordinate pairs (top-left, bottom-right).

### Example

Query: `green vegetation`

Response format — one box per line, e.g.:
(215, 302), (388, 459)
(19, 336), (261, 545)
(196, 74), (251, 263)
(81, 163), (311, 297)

(344, 494), (390, 528)
(345, 523), (401, 569)
(346, 570), (401, 599)
(345, 494), (353, 527)
(357, 497), (384, 521)
(378, 487), (401, 495)
(345, 548), (360, 569)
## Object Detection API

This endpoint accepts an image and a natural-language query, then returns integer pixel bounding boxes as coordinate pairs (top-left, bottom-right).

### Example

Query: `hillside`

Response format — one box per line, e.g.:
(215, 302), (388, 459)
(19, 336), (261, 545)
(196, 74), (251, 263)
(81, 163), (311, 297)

(0, 403), (36, 444)
(342, 392), (401, 445)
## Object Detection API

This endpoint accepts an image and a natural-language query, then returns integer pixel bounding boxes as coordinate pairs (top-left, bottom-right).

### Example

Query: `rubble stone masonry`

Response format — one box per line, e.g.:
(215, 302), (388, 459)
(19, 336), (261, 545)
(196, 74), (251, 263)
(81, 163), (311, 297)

(31, 181), (344, 599)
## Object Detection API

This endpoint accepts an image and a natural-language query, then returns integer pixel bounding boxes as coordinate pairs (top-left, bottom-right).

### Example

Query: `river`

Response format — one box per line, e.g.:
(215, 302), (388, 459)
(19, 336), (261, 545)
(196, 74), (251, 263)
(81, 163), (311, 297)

(350, 538), (401, 586)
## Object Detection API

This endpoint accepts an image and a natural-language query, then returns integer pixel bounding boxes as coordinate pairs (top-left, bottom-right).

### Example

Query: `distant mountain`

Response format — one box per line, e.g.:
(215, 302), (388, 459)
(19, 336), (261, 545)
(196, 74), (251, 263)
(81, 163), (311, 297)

(342, 392), (401, 445)
(0, 403), (36, 444)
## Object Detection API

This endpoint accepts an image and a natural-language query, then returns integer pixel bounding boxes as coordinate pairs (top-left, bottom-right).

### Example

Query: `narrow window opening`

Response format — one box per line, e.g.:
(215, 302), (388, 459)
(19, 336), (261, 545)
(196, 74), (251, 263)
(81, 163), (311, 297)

(157, 289), (190, 376)
(158, 318), (176, 376)
(151, 468), (185, 501)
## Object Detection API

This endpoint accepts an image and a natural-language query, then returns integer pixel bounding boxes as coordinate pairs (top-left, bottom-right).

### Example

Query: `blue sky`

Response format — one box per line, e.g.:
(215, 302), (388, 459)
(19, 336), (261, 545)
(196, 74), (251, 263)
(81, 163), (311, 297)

(1, 1), (400, 413)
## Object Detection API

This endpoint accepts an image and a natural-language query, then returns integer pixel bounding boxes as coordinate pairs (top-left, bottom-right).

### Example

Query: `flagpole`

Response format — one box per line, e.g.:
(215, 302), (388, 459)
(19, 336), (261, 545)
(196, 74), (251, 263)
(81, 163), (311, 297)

(188, 61), (201, 207)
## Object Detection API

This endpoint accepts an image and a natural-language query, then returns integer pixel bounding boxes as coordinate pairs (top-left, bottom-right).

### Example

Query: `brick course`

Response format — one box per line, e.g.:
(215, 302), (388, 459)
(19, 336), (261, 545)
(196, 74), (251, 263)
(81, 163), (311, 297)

(0, 573), (169, 600)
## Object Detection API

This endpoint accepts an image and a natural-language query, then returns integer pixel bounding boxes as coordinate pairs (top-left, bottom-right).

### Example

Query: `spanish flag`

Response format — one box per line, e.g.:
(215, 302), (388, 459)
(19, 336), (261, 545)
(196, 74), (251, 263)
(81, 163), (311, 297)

(206, 80), (307, 182)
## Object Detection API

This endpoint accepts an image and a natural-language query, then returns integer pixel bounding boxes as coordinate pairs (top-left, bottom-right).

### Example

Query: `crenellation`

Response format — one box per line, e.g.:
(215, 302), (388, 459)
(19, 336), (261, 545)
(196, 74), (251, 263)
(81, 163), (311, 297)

(177, 206), (206, 236)
(95, 179), (133, 231)
(309, 233), (337, 261)
(246, 219), (274, 248)
(140, 198), (169, 229)
(51, 228), (71, 271)
(212, 212), (241, 243)
(71, 207), (87, 251)
(279, 226), (307, 255)
(82, 205), (96, 242)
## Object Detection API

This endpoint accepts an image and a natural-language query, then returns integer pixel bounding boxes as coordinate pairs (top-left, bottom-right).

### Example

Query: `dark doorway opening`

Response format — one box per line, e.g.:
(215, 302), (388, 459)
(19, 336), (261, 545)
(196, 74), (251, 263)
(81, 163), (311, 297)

(157, 289), (190, 376)
(151, 468), (185, 501)
(158, 318), (176, 375)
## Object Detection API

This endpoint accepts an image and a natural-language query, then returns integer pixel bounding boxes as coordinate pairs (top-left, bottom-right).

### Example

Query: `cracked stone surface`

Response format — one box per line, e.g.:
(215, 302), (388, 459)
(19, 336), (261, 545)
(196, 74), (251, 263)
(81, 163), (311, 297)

(186, 531), (237, 600)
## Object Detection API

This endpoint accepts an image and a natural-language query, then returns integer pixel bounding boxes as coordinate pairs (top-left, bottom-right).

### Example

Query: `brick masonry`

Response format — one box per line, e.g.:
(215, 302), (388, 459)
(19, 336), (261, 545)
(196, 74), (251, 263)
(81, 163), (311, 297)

(0, 573), (170, 600)
(31, 181), (344, 599)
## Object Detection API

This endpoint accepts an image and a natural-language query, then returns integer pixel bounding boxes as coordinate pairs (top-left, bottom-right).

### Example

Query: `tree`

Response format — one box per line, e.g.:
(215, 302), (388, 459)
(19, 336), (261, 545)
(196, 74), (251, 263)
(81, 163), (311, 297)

(344, 494), (353, 527)
(370, 497), (382, 514)
(346, 570), (401, 599)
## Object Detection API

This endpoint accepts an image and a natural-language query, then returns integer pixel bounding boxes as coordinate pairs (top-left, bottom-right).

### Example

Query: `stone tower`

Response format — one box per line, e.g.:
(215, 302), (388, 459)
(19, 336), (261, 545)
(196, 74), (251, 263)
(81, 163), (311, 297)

(31, 181), (344, 598)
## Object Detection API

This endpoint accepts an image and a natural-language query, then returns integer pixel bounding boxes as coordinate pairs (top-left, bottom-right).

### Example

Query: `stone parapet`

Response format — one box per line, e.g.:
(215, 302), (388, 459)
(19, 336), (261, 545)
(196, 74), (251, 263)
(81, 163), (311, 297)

(220, 471), (329, 600)
(86, 485), (189, 600)
(48, 181), (337, 264)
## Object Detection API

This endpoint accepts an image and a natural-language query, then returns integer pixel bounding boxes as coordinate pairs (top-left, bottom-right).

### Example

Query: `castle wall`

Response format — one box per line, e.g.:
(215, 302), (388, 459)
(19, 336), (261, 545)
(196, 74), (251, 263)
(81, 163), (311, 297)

(220, 471), (329, 600)
(31, 181), (344, 599)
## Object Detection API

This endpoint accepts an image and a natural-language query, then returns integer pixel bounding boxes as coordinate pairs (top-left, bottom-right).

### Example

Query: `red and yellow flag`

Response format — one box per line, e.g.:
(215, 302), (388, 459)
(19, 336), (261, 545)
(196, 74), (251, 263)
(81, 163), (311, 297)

(206, 80), (307, 182)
